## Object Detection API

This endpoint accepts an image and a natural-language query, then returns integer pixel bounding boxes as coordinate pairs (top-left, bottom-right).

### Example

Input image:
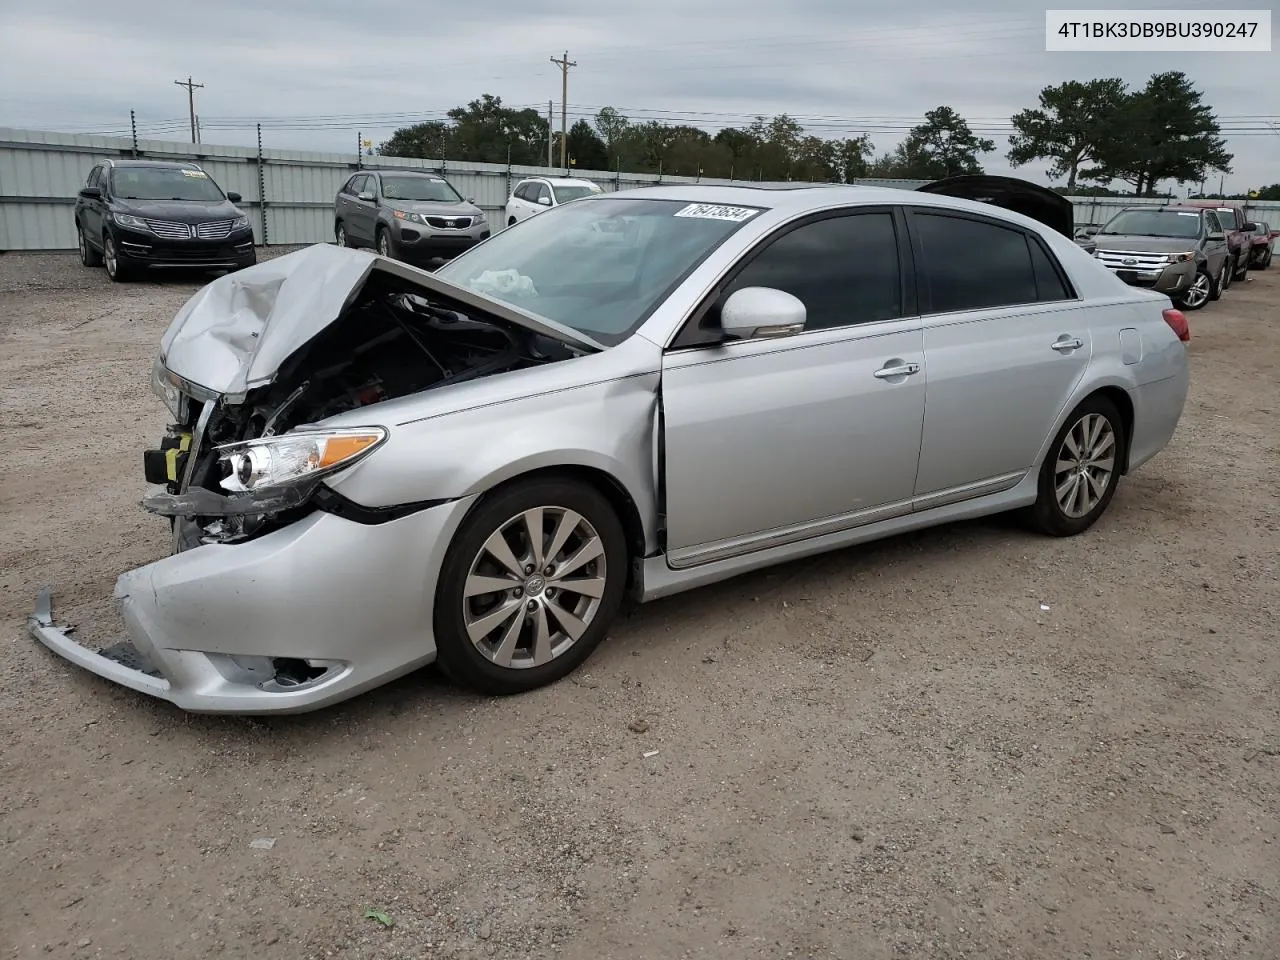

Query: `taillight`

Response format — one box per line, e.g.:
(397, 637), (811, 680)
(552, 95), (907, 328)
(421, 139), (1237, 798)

(1162, 307), (1190, 343)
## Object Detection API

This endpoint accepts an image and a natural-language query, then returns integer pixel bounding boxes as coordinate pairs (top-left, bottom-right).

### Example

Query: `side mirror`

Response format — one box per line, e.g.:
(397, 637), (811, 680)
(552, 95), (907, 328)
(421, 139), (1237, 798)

(719, 287), (806, 341)
(79, 186), (102, 199)
(1080, 225), (1099, 237)
(358, 190), (375, 202)
(1208, 231), (1226, 241)
(466, 196), (476, 204)
(226, 191), (242, 204)
(1242, 221), (1258, 232)
(537, 195), (552, 206)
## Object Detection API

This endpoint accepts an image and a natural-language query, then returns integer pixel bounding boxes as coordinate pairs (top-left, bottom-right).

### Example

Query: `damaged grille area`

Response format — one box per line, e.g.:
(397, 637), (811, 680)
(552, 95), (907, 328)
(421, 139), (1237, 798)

(149, 270), (576, 545)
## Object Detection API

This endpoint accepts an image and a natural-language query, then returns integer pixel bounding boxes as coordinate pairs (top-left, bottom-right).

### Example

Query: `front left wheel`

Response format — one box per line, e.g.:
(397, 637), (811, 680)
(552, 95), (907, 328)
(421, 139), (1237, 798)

(1029, 395), (1125, 537)
(433, 478), (629, 695)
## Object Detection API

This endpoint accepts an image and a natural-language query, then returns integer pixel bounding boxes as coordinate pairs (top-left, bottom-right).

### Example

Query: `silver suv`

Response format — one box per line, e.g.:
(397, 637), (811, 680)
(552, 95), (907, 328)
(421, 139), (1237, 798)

(334, 170), (489, 264)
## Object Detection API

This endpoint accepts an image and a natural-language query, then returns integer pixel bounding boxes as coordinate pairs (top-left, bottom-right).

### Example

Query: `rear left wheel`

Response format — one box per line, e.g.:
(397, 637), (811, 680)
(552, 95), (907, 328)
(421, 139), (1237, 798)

(433, 478), (628, 695)
(77, 222), (102, 267)
(1029, 395), (1125, 537)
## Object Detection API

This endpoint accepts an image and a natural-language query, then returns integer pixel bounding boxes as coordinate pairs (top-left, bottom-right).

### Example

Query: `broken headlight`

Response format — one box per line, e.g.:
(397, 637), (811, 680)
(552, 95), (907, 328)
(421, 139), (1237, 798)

(151, 356), (184, 419)
(217, 427), (387, 493)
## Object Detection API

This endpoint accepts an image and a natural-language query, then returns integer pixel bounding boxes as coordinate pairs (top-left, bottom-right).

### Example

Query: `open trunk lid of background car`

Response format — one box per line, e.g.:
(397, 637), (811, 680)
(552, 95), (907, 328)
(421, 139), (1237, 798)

(917, 175), (1075, 239)
(158, 243), (603, 399)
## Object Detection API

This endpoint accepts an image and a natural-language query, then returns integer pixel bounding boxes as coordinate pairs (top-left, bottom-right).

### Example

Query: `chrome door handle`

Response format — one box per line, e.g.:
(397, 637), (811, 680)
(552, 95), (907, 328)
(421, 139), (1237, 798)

(1051, 337), (1083, 351)
(873, 362), (921, 379)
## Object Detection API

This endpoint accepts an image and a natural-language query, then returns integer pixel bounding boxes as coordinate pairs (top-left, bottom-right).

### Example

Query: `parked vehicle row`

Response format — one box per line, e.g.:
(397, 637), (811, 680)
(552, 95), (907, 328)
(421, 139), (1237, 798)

(73, 159), (256, 282)
(1077, 201), (1269, 311)
(35, 175), (1190, 714)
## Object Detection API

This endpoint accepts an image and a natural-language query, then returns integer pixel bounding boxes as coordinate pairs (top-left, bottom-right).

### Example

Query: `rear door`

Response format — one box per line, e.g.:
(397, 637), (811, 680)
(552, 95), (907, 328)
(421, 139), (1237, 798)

(80, 164), (106, 242)
(906, 207), (1090, 505)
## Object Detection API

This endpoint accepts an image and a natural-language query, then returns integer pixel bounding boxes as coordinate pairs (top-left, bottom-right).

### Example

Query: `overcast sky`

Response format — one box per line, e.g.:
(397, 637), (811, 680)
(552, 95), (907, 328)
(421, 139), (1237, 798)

(1, 0), (1275, 190)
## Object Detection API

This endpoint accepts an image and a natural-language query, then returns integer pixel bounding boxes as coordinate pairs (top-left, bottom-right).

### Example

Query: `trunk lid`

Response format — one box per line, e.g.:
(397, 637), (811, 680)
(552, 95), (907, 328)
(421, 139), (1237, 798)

(158, 244), (603, 399)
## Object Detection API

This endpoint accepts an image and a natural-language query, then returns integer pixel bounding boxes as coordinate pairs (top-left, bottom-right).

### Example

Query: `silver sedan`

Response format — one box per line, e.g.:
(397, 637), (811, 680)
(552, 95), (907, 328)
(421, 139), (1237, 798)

(30, 182), (1191, 713)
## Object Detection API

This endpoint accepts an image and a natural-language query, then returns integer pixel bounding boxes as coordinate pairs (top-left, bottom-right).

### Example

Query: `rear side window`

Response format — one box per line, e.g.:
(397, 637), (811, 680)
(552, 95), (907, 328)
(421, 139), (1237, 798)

(913, 212), (1064, 313)
(1028, 238), (1072, 302)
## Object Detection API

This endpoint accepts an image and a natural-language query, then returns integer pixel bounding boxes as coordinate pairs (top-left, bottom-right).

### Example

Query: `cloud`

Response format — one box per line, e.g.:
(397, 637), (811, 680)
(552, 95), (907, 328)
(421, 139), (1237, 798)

(1, 0), (1275, 187)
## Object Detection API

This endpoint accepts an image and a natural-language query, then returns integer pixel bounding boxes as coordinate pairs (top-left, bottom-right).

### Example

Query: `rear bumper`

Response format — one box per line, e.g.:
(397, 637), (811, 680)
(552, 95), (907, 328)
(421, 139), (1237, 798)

(28, 495), (477, 714)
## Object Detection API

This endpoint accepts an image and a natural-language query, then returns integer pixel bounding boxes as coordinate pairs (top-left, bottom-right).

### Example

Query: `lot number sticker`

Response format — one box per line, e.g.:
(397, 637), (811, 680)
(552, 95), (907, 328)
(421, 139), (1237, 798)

(674, 203), (760, 222)
(181, 170), (208, 178)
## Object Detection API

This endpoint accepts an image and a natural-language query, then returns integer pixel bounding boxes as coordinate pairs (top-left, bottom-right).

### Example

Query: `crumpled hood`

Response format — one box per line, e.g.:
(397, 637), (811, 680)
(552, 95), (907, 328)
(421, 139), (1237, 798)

(158, 243), (602, 399)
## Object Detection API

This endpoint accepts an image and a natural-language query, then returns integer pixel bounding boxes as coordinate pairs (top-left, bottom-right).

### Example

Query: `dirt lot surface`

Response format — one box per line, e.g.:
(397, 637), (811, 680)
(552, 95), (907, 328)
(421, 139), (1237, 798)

(1, 249), (1277, 960)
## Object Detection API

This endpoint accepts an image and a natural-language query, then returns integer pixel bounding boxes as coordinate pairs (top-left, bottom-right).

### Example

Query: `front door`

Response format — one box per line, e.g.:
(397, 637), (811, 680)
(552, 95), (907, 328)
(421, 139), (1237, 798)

(904, 207), (1092, 504)
(348, 174), (378, 245)
(660, 209), (927, 568)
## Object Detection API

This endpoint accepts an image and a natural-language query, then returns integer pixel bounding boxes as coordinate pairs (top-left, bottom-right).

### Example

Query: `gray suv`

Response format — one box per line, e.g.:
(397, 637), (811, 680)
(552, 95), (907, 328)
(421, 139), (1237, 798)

(334, 170), (489, 264)
(1088, 206), (1232, 311)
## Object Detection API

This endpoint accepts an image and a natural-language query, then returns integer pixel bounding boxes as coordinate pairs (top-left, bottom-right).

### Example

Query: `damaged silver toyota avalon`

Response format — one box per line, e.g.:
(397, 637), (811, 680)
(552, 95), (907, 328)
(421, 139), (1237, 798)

(30, 182), (1189, 713)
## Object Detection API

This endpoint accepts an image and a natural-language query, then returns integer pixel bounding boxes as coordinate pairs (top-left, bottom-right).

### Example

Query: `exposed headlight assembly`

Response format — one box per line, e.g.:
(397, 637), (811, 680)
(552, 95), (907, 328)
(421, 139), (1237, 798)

(392, 209), (427, 224)
(218, 427), (387, 494)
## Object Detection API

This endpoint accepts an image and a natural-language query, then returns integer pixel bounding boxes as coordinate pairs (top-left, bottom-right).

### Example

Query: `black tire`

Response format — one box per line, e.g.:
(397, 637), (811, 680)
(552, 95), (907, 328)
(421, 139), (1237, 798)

(77, 221), (102, 267)
(1176, 268), (1212, 311)
(102, 232), (133, 283)
(433, 477), (628, 695)
(1208, 260), (1227, 302)
(1028, 394), (1126, 537)
(507, 216), (517, 226)
(1258, 249), (1272, 271)
(335, 221), (349, 248)
(376, 227), (392, 259)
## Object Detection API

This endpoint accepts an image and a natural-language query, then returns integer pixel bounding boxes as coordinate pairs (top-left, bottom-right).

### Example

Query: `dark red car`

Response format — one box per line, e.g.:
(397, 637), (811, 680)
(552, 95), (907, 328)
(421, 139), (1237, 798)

(1184, 201), (1254, 283)
(1249, 220), (1275, 270)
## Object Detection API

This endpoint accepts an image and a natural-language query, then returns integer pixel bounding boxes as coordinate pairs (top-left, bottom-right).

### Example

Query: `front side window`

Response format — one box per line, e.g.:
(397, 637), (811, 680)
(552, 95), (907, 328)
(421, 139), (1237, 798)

(110, 166), (226, 202)
(436, 197), (762, 346)
(722, 213), (903, 331)
(1205, 211), (1222, 233)
(379, 175), (462, 203)
(912, 212), (1041, 313)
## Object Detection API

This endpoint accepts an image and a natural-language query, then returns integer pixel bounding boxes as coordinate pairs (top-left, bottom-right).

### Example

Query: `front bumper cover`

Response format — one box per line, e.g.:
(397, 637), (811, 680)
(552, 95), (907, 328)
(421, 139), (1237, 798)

(28, 494), (478, 714)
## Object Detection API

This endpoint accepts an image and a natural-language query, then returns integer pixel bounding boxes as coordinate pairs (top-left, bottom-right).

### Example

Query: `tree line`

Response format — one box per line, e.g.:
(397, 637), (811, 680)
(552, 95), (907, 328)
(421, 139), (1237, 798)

(378, 71), (1243, 196)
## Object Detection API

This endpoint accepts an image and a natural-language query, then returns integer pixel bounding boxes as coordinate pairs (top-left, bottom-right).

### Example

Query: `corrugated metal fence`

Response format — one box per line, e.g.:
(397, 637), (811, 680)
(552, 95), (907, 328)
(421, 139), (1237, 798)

(2, 126), (1278, 251)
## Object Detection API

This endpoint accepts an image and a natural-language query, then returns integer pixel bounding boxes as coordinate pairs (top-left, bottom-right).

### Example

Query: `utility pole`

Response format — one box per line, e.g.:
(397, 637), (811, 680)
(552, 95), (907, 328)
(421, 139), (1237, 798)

(547, 100), (553, 168)
(549, 51), (576, 170)
(174, 76), (204, 144)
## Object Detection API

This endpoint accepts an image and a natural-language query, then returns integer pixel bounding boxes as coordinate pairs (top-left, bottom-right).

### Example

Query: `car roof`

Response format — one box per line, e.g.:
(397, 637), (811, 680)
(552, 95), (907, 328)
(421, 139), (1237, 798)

(368, 169), (448, 178)
(520, 176), (598, 186)
(600, 182), (1071, 231)
(106, 158), (202, 170)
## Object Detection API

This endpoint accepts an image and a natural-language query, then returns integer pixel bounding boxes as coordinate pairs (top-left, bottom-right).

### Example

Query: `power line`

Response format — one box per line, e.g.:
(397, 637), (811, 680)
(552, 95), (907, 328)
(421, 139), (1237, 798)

(549, 50), (577, 170)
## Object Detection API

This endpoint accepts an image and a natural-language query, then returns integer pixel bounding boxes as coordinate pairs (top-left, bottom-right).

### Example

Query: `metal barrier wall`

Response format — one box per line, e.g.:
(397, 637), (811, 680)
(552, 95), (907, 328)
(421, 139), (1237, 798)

(2, 126), (1277, 250)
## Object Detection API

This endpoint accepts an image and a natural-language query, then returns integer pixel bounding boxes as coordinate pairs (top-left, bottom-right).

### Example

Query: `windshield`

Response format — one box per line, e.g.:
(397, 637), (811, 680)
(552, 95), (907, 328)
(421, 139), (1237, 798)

(553, 184), (599, 204)
(111, 167), (225, 202)
(381, 175), (462, 203)
(435, 197), (762, 346)
(1099, 210), (1201, 239)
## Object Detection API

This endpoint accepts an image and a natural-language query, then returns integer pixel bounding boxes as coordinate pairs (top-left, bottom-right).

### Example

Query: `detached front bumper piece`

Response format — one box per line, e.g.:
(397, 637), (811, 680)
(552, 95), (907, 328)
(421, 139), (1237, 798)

(28, 496), (476, 714)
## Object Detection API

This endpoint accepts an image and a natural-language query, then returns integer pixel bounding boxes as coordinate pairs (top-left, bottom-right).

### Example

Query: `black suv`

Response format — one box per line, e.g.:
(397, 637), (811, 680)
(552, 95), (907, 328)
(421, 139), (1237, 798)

(74, 159), (256, 282)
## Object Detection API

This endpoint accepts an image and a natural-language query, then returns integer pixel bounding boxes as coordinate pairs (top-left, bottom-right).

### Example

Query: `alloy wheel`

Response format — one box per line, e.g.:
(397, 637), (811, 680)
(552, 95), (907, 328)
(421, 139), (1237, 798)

(104, 236), (117, 278)
(1181, 272), (1210, 309)
(462, 506), (608, 669)
(377, 232), (389, 257)
(77, 228), (87, 263)
(1054, 413), (1116, 519)
(336, 224), (347, 247)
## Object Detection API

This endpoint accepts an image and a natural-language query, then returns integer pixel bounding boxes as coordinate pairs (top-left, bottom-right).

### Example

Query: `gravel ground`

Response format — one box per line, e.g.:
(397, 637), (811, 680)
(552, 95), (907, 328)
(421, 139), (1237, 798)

(0, 249), (1277, 960)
